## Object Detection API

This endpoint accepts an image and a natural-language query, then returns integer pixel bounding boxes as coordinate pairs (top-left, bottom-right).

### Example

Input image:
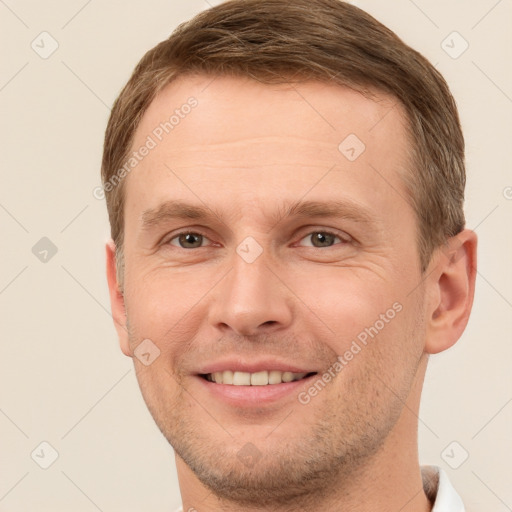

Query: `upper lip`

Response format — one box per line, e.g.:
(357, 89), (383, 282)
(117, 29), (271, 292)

(196, 359), (318, 375)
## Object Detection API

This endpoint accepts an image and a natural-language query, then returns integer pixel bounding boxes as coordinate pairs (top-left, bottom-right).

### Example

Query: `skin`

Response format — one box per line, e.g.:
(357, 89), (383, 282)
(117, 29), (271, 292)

(106, 75), (477, 512)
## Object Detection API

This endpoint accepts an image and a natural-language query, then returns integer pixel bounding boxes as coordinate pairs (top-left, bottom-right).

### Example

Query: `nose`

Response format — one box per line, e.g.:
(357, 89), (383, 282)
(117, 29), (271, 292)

(207, 250), (294, 337)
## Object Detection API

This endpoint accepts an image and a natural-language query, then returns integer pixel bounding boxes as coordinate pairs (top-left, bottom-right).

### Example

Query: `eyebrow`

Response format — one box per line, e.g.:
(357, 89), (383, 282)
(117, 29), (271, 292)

(276, 199), (376, 226)
(141, 200), (222, 230)
(141, 199), (377, 231)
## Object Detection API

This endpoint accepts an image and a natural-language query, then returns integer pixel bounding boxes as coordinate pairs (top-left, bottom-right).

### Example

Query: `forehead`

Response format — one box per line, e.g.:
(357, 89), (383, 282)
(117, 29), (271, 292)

(134, 73), (407, 149)
(124, 74), (412, 226)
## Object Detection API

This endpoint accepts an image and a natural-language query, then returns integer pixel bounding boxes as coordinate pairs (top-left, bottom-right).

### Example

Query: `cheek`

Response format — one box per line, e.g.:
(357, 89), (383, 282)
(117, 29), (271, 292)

(133, 357), (185, 432)
(291, 267), (425, 389)
(124, 266), (214, 342)
(329, 299), (424, 423)
(291, 269), (399, 345)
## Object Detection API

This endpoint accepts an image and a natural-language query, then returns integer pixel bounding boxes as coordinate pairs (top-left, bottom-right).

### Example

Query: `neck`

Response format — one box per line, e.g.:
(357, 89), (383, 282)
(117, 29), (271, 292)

(176, 358), (432, 512)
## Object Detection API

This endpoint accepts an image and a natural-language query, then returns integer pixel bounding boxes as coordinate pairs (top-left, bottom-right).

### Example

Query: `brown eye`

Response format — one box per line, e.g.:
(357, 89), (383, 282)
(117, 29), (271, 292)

(169, 232), (206, 249)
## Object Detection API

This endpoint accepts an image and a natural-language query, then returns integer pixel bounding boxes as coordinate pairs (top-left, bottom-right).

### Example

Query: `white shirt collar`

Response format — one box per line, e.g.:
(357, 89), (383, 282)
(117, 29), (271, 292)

(422, 465), (465, 511)
(174, 465), (465, 512)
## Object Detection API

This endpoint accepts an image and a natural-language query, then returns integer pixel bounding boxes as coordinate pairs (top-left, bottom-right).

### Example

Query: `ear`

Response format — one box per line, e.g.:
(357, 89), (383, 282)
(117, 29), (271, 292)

(424, 229), (477, 354)
(106, 239), (131, 357)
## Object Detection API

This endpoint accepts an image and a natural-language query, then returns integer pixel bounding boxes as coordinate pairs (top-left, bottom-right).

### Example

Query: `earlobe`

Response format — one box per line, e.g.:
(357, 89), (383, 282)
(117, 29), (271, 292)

(424, 229), (477, 355)
(105, 240), (131, 357)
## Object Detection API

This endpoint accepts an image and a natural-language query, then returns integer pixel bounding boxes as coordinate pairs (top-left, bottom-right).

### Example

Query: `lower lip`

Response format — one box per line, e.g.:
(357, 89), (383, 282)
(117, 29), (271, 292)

(195, 374), (316, 407)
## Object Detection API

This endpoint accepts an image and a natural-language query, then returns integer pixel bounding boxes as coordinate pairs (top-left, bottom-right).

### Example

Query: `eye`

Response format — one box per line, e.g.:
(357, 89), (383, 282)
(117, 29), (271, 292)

(298, 231), (347, 248)
(168, 232), (210, 249)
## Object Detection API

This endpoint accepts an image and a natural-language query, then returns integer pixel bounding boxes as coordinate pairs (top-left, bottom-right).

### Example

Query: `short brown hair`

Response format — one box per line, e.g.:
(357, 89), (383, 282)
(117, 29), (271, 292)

(101, 0), (465, 284)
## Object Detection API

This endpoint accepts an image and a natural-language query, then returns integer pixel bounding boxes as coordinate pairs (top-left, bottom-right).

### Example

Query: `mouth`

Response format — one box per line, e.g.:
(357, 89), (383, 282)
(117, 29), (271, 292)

(200, 370), (318, 385)
(195, 368), (319, 407)
(193, 359), (322, 407)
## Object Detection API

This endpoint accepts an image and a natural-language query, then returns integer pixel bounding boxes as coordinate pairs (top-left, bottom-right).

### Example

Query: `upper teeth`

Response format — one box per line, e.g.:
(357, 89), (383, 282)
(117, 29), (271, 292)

(206, 370), (308, 385)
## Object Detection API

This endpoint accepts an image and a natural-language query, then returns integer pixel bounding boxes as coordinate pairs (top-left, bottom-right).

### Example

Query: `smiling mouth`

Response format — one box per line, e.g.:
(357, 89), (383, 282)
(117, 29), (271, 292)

(200, 370), (317, 385)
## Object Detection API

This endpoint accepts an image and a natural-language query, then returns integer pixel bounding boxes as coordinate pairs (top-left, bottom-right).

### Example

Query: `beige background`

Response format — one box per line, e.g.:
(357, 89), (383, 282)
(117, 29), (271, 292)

(0, 0), (511, 510)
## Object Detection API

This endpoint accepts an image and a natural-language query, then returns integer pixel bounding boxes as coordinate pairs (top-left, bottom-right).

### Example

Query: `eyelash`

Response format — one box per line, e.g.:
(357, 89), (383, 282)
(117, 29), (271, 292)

(164, 229), (351, 249)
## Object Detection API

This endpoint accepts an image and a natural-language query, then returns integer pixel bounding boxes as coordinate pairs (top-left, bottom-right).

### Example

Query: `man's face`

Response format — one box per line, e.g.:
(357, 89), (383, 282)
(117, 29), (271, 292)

(117, 75), (429, 502)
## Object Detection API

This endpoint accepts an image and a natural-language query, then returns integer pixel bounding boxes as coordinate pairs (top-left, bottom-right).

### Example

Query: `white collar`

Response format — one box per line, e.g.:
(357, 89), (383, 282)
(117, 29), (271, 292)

(422, 465), (465, 511)
(174, 465), (465, 512)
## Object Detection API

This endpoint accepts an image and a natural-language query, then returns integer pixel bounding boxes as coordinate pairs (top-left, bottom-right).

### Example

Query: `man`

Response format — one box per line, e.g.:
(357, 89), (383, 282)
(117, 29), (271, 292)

(101, 0), (477, 510)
